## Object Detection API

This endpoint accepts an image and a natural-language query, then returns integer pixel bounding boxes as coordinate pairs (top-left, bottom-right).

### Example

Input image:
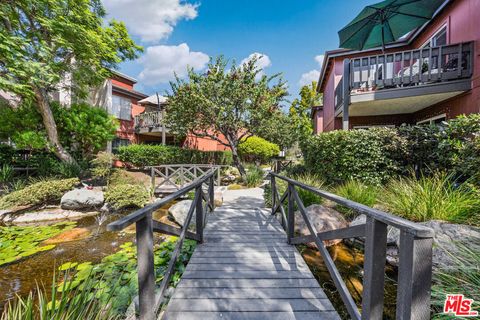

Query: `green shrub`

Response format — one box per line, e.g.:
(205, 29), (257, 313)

(381, 173), (480, 225)
(244, 165), (264, 187)
(117, 144), (232, 167)
(104, 184), (150, 210)
(0, 178), (79, 209)
(431, 242), (480, 318)
(238, 136), (280, 163)
(334, 180), (378, 219)
(303, 128), (404, 185)
(0, 144), (14, 166)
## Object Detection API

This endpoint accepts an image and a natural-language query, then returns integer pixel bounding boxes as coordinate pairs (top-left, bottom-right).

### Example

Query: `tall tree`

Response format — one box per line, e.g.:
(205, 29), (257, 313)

(289, 81), (322, 144)
(166, 56), (288, 177)
(0, 0), (141, 162)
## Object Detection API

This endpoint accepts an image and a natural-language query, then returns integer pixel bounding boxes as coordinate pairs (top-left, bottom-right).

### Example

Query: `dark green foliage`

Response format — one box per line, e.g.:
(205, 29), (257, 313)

(302, 114), (480, 186)
(117, 144), (232, 167)
(53, 103), (118, 159)
(0, 144), (15, 166)
(303, 128), (403, 185)
(238, 136), (280, 164)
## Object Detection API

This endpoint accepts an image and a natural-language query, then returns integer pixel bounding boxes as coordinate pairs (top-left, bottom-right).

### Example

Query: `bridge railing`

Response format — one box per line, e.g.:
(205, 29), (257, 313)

(107, 170), (215, 320)
(270, 172), (434, 320)
(148, 164), (227, 193)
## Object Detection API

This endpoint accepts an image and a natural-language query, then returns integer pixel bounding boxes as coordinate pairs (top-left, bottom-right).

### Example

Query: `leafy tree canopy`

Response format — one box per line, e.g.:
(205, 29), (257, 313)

(166, 55), (288, 176)
(289, 81), (322, 145)
(0, 0), (141, 162)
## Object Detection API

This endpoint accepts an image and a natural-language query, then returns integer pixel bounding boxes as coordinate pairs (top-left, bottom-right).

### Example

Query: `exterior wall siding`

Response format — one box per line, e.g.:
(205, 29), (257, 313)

(316, 0), (480, 133)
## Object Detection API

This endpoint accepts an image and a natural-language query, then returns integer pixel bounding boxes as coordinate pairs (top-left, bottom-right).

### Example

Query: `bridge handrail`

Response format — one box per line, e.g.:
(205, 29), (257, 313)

(107, 170), (216, 320)
(269, 172), (434, 320)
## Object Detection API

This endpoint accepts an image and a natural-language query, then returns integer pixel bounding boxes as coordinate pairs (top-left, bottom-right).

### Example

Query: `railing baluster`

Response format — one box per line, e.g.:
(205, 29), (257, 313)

(457, 43), (463, 77)
(195, 185), (204, 243)
(287, 184), (294, 244)
(362, 217), (388, 320)
(209, 175), (214, 211)
(396, 231), (433, 320)
(271, 175), (277, 214)
(136, 212), (155, 320)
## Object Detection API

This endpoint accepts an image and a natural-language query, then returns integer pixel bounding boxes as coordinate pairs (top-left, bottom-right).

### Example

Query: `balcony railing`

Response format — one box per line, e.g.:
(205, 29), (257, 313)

(134, 111), (163, 130)
(335, 41), (474, 110)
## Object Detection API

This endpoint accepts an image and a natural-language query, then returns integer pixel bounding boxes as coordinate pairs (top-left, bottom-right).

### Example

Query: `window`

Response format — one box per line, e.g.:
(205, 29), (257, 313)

(112, 138), (130, 154)
(417, 113), (447, 126)
(423, 25), (447, 48)
(112, 95), (132, 120)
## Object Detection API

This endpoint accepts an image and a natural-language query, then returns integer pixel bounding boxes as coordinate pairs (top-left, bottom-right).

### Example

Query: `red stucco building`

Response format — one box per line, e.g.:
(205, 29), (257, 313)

(314, 0), (479, 133)
(105, 71), (228, 152)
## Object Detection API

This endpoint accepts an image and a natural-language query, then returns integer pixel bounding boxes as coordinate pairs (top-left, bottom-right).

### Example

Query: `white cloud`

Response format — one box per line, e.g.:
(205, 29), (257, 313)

(298, 70), (320, 87)
(103, 0), (198, 42)
(138, 43), (209, 85)
(298, 54), (325, 86)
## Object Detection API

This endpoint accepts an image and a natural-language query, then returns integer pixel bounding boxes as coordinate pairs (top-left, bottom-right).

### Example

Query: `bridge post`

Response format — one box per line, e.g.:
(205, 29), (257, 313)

(361, 217), (388, 320)
(271, 175), (276, 214)
(209, 175), (214, 211)
(136, 212), (155, 320)
(150, 167), (155, 194)
(396, 231), (433, 320)
(195, 186), (204, 243)
(287, 184), (295, 244)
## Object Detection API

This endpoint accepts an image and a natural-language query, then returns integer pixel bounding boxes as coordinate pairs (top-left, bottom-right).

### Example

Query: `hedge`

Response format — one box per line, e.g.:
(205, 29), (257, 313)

(303, 128), (403, 185)
(302, 114), (480, 186)
(117, 144), (233, 167)
(238, 136), (280, 164)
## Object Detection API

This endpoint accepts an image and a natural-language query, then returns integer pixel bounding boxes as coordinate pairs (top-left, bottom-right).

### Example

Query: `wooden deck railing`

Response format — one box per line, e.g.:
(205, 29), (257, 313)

(335, 41), (474, 110)
(107, 170), (215, 320)
(134, 111), (163, 129)
(270, 172), (434, 320)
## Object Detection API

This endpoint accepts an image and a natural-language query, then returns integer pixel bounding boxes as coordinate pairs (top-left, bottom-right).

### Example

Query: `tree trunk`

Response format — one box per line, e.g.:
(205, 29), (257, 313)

(225, 133), (246, 179)
(33, 87), (76, 163)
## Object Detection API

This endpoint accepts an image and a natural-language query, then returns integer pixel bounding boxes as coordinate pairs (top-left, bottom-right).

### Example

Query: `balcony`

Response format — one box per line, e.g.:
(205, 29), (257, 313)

(334, 42), (474, 117)
(134, 111), (168, 134)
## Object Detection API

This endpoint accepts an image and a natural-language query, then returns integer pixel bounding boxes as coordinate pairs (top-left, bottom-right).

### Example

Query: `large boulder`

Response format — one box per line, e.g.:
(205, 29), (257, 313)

(387, 220), (480, 268)
(295, 204), (348, 247)
(168, 200), (195, 227)
(349, 214), (397, 244)
(61, 188), (104, 210)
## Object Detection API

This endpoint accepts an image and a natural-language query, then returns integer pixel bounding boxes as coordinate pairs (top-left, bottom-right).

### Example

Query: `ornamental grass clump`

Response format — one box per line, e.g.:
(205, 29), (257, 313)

(381, 172), (480, 225)
(0, 178), (79, 209)
(0, 271), (119, 320)
(334, 180), (378, 219)
(431, 242), (480, 318)
(244, 165), (265, 187)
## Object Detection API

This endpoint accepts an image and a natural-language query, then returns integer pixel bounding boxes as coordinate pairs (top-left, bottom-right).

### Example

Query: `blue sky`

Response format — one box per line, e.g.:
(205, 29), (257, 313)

(105, 0), (374, 103)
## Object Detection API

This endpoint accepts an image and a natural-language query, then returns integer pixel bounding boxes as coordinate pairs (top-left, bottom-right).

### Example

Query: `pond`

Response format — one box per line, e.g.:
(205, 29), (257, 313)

(300, 242), (398, 319)
(0, 206), (171, 311)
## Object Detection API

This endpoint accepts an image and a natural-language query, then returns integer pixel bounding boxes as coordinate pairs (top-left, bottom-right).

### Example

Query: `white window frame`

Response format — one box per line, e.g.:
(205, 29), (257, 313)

(416, 113), (447, 125)
(421, 24), (448, 48)
(112, 95), (132, 121)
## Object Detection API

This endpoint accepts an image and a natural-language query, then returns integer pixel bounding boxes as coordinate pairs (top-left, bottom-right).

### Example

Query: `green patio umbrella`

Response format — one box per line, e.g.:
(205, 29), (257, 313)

(338, 0), (445, 51)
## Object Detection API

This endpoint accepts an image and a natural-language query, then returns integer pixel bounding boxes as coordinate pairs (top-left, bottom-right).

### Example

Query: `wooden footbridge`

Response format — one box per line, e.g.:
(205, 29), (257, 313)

(108, 169), (435, 320)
